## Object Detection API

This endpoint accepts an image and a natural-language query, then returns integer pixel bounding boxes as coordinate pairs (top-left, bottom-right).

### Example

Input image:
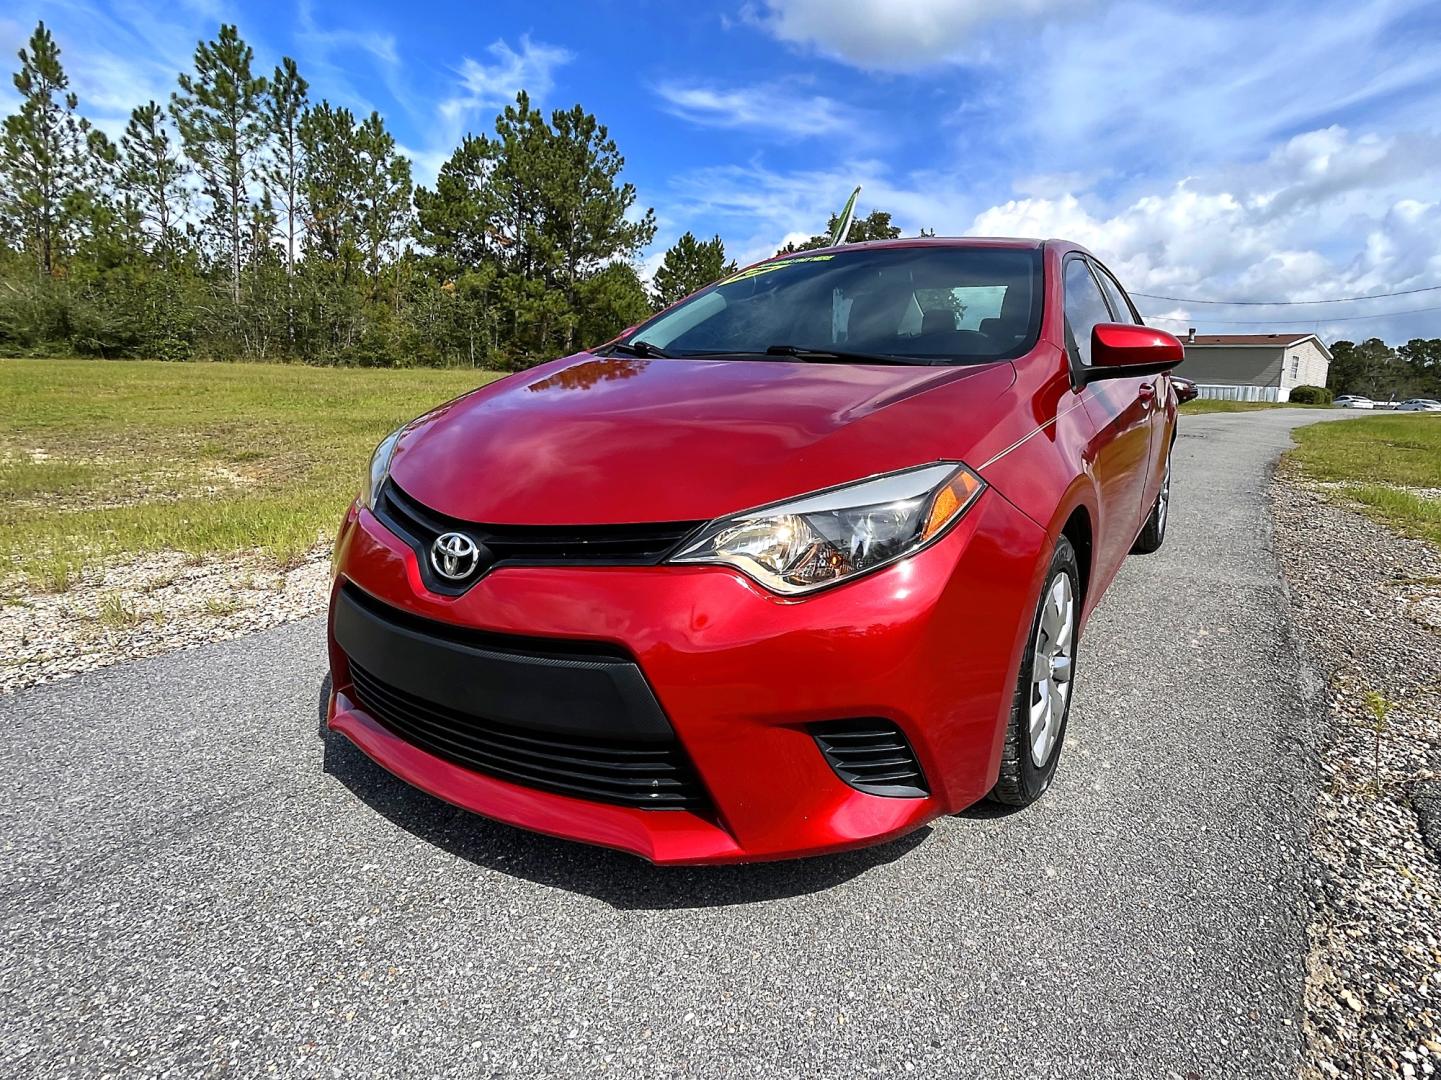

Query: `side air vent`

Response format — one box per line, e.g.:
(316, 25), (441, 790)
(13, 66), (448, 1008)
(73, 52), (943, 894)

(812, 719), (928, 798)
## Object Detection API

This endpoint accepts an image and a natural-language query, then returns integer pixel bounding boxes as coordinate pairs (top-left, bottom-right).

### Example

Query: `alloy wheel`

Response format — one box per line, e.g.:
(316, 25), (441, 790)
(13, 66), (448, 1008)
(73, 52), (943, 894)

(1029, 572), (1075, 768)
(1156, 456), (1171, 536)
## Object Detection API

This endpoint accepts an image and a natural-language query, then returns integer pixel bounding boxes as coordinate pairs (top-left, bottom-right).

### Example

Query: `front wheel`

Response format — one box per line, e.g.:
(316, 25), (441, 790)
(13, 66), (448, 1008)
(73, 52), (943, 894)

(990, 537), (1080, 806)
(1130, 449), (1171, 555)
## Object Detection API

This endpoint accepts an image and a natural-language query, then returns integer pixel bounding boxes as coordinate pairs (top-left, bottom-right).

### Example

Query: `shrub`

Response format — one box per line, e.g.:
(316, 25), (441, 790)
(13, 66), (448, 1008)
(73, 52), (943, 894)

(1289, 385), (1333, 404)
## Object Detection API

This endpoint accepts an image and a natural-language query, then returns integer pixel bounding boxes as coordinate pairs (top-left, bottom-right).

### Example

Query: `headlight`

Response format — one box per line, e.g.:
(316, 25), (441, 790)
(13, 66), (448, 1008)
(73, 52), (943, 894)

(670, 463), (984, 595)
(360, 428), (403, 509)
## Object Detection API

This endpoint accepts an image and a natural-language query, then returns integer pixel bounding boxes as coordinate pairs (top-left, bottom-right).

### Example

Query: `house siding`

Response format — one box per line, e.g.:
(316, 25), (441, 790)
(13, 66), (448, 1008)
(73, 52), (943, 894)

(1176, 346), (1284, 388)
(1278, 339), (1330, 394)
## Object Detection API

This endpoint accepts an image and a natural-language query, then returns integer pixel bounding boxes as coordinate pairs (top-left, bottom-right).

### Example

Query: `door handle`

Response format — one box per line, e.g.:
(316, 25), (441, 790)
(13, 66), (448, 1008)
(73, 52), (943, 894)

(1138, 382), (1155, 410)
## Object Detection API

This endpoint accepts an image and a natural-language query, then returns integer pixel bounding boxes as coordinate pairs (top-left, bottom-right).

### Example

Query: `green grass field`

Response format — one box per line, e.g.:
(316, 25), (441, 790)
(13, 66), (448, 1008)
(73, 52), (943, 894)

(1, 358), (501, 589)
(1288, 413), (1441, 547)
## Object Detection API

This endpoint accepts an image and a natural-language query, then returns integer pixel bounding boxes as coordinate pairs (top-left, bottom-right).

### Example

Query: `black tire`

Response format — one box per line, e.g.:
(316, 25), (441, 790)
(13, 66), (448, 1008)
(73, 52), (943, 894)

(990, 536), (1080, 807)
(1130, 449), (1171, 555)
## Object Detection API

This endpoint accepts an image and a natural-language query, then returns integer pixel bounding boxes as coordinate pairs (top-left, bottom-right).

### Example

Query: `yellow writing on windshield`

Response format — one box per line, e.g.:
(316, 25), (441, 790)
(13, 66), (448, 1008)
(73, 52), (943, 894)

(719, 254), (835, 286)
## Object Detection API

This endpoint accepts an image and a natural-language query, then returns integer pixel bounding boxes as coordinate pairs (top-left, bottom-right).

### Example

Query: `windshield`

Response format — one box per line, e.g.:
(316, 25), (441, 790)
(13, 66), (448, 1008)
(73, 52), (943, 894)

(621, 246), (1044, 365)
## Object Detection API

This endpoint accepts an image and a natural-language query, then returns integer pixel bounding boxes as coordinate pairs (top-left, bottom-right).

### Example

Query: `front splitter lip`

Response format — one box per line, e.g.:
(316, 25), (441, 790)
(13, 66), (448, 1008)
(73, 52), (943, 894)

(328, 692), (941, 866)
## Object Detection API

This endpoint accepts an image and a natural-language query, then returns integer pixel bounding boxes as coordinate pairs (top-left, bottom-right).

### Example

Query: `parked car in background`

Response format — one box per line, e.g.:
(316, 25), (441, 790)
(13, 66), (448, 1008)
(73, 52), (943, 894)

(1171, 375), (1199, 404)
(326, 238), (1185, 863)
(1334, 395), (1376, 409)
(1395, 398), (1441, 412)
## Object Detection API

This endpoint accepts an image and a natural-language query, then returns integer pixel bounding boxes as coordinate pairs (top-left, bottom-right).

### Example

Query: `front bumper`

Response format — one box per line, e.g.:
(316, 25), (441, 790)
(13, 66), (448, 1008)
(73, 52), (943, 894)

(326, 490), (1048, 864)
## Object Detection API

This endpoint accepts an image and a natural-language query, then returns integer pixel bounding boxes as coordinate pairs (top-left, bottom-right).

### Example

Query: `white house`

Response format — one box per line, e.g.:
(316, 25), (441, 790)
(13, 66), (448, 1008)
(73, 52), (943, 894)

(1173, 331), (1333, 402)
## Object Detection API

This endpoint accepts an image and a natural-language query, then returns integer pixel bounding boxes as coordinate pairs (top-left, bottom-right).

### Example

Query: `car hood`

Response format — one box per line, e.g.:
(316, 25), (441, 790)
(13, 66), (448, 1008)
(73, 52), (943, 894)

(388, 353), (1017, 525)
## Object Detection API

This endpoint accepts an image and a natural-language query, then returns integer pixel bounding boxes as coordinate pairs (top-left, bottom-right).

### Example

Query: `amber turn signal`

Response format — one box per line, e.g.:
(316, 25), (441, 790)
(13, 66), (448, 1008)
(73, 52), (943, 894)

(921, 468), (984, 542)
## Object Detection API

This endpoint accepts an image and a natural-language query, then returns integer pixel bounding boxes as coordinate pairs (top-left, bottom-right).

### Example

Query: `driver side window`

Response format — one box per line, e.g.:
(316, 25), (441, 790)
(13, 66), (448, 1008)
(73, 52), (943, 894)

(1063, 258), (1112, 366)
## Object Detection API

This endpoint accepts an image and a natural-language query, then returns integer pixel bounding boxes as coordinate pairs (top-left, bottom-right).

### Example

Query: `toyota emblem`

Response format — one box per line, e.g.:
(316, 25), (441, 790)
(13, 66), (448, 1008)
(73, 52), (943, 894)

(430, 531), (482, 581)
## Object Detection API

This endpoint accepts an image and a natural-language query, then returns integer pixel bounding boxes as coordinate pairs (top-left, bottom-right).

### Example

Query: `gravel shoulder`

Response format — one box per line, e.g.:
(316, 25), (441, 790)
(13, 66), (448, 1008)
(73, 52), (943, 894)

(0, 548), (330, 694)
(1271, 470), (1441, 1078)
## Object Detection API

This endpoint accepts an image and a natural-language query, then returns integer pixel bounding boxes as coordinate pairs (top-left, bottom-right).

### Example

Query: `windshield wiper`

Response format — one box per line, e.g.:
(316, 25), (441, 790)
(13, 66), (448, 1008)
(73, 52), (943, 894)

(605, 339), (670, 358)
(764, 344), (920, 367)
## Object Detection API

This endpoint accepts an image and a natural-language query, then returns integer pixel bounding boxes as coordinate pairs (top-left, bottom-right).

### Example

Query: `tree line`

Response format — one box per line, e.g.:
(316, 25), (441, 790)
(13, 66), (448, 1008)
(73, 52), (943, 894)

(1328, 338), (1441, 400)
(0, 21), (746, 368)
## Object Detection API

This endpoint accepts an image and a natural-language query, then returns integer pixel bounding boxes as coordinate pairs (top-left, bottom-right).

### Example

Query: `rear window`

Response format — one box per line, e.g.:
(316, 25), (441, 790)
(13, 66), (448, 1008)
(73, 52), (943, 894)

(626, 246), (1044, 365)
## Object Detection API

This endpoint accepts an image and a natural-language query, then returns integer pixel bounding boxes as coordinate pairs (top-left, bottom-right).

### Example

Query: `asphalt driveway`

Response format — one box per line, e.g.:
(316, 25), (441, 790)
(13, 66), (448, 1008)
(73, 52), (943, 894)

(0, 409), (1355, 1079)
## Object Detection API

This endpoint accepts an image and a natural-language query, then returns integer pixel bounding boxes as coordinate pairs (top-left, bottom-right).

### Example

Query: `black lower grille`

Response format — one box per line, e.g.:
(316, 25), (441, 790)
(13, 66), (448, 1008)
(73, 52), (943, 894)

(347, 661), (708, 810)
(813, 720), (928, 798)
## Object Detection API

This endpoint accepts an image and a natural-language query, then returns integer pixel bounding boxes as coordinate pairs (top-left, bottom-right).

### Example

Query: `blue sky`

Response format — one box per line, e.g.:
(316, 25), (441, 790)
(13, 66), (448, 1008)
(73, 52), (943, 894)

(5, 0), (1441, 342)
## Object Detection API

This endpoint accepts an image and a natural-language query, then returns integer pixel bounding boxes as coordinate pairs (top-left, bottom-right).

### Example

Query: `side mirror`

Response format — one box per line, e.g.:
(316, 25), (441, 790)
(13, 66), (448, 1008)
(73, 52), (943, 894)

(1081, 323), (1185, 383)
(1172, 377), (1199, 404)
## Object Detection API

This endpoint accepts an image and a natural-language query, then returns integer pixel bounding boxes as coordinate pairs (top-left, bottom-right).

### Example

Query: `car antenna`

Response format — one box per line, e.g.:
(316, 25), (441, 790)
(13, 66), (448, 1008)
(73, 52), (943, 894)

(828, 185), (862, 246)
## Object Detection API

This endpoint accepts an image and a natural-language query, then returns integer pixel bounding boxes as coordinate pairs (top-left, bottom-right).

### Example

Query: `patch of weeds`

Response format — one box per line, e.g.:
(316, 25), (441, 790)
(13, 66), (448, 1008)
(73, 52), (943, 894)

(1362, 690), (1395, 797)
(1382, 573), (1441, 589)
(142, 574), (181, 593)
(1344, 485), (1441, 549)
(96, 592), (144, 629)
(203, 596), (243, 617)
(29, 555), (81, 594)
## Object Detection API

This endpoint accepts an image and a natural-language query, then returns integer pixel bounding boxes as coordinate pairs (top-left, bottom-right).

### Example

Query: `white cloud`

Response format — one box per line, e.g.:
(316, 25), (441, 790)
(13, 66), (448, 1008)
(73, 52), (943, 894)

(746, 0), (1075, 69)
(966, 126), (1441, 342)
(747, 0), (1441, 184)
(413, 35), (571, 183)
(395, 143), (452, 187)
(0, 0), (212, 138)
(439, 36), (573, 124)
(656, 80), (859, 138)
(1013, 1), (1441, 174)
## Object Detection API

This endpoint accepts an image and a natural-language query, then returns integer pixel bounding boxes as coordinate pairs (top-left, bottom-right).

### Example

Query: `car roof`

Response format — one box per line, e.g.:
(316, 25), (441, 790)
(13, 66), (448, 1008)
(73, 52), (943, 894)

(777, 236), (1049, 258)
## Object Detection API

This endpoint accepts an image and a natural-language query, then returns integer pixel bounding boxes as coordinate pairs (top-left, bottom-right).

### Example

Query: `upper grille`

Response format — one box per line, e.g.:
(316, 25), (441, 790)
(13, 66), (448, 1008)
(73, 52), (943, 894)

(372, 479), (703, 594)
(813, 719), (928, 798)
(346, 660), (709, 810)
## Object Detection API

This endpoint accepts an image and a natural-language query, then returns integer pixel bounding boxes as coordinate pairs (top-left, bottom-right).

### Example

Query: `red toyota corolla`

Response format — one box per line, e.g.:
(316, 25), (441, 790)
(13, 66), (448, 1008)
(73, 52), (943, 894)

(326, 238), (1184, 864)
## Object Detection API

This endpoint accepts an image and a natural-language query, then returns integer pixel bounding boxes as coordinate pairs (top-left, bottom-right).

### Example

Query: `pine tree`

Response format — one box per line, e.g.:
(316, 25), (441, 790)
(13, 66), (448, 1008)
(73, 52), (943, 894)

(543, 102), (657, 313)
(118, 102), (189, 268)
(352, 111), (412, 290)
(298, 103), (361, 281)
(414, 91), (656, 355)
(0, 22), (93, 277)
(265, 57), (308, 276)
(651, 232), (735, 307)
(170, 24), (268, 303)
(412, 134), (494, 274)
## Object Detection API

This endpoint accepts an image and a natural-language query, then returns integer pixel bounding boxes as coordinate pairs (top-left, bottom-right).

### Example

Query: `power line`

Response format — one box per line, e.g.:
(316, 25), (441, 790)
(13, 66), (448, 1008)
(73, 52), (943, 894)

(1132, 283), (1441, 306)
(1145, 303), (1441, 326)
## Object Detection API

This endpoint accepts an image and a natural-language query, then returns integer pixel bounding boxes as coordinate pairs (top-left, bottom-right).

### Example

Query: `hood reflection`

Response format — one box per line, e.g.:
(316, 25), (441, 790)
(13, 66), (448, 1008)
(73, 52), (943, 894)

(527, 356), (648, 393)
